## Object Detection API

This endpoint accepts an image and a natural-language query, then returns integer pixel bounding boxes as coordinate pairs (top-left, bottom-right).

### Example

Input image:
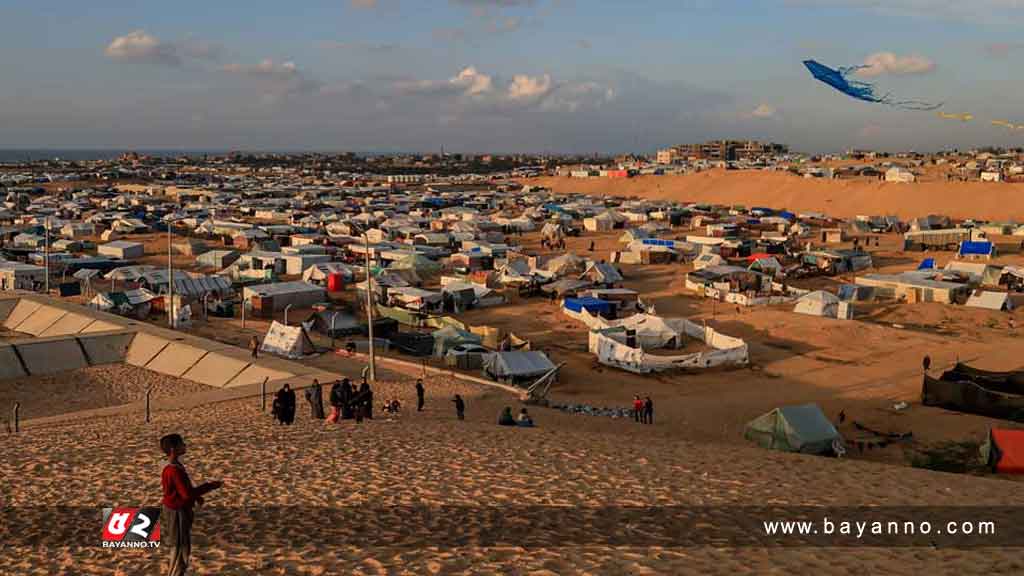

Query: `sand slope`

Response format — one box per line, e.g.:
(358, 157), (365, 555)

(4, 378), (1024, 575)
(529, 171), (1024, 221)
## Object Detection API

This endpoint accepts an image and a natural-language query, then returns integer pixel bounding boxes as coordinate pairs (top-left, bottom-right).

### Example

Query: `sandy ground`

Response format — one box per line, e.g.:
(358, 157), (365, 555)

(0, 365), (213, 421)
(4, 377), (1024, 575)
(527, 170), (1024, 221)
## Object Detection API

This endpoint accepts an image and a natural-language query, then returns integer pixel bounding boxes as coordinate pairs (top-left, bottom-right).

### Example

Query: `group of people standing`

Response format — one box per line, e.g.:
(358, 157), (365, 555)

(327, 378), (375, 422)
(632, 395), (654, 424)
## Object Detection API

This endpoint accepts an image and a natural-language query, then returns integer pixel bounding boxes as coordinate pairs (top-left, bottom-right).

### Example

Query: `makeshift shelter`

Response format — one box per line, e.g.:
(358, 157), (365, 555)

(389, 253), (442, 285)
(242, 281), (326, 313)
(197, 250), (239, 269)
(432, 325), (483, 358)
(482, 351), (556, 383)
(546, 253), (586, 276)
(793, 291), (846, 319)
(387, 286), (444, 312)
(580, 261), (623, 286)
(922, 365), (1024, 420)
(980, 429), (1024, 474)
(744, 404), (843, 455)
(957, 241), (995, 260)
(966, 290), (1014, 311)
(693, 253), (724, 271)
(260, 321), (316, 359)
(302, 262), (356, 285)
(89, 288), (157, 319)
(563, 297), (616, 319)
(98, 240), (144, 260)
(304, 310), (362, 337)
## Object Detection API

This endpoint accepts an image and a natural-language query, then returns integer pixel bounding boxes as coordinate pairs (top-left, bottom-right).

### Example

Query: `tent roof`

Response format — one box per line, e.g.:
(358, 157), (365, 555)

(484, 350), (555, 377)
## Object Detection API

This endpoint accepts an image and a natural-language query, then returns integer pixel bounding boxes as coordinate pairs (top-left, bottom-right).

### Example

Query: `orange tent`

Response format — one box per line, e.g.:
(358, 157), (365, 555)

(984, 429), (1024, 474)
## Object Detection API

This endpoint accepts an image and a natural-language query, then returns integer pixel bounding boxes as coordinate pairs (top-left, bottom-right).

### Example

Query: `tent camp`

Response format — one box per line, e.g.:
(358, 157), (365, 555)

(793, 291), (847, 318)
(744, 404), (843, 455)
(482, 350), (556, 383)
(980, 428), (1024, 474)
(260, 321), (316, 359)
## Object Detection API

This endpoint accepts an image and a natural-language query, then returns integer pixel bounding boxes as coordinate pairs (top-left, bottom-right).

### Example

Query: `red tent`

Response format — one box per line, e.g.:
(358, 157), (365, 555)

(746, 253), (774, 263)
(985, 429), (1024, 474)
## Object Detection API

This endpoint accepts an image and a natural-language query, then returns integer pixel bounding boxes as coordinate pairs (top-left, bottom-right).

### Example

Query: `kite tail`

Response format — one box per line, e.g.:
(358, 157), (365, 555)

(884, 98), (944, 111)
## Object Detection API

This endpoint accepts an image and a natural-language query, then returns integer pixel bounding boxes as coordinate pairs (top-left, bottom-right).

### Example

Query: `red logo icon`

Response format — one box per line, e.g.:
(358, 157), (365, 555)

(102, 507), (161, 548)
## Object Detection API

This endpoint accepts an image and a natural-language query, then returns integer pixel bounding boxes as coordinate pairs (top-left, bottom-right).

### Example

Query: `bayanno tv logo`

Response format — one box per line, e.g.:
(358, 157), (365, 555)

(101, 507), (162, 549)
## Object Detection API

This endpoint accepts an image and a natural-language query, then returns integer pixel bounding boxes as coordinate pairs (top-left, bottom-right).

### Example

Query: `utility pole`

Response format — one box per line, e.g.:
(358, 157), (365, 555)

(363, 233), (376, 382)
(44, 217), (49, 294)
(167, 218), (174, 328)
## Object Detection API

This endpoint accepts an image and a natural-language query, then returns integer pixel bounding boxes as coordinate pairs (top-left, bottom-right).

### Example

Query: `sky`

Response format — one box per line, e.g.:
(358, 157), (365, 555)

(1, 0), (1023, 154)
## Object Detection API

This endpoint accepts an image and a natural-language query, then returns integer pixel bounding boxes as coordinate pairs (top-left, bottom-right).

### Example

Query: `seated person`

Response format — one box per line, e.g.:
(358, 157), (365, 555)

(498, 406), (516, 426)
(517, 408), (535, 427)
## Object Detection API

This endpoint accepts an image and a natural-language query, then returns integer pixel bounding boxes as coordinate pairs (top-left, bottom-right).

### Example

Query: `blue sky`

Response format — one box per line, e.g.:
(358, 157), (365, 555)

(1, 0), (1023, 153)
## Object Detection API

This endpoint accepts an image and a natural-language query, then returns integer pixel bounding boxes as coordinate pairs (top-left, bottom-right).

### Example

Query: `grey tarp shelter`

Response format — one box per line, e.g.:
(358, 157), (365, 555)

(483, 350), (556, 383)
(744, 403), (842, 455)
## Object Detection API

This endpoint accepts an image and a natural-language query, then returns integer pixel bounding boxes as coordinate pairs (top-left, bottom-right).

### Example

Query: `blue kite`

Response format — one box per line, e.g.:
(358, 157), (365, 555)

(803, 59), (941, 111)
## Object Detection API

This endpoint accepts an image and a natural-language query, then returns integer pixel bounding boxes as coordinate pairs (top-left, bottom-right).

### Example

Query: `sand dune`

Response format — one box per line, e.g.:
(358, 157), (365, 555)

(529, 171), (1024, 221)
(4, 374), (1024, 574)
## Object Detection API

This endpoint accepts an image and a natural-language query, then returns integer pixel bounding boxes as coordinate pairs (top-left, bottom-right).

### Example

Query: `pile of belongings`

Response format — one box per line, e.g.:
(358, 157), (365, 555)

(549, 403), (633, 419)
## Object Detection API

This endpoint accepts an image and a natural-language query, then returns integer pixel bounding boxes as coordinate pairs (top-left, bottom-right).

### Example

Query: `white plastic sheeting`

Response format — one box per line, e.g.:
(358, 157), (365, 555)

(581, 311), (748, 374)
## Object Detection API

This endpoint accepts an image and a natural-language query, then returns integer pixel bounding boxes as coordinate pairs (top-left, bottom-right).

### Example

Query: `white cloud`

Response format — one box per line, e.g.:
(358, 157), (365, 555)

(857, 52), (935, 77)
(751, 103), (778, 118)
(105, 30), (181, 66)
(452, 67), (495, 96)
(105, 30), (222, 67)
(507, 73), (552, 101)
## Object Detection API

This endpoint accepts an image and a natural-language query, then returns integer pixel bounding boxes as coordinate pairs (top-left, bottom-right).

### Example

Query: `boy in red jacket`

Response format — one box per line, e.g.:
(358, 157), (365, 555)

(160, 433), (222, 576)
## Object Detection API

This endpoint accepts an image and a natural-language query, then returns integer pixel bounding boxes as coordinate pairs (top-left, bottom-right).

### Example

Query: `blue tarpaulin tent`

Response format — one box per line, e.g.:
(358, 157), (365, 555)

(958, 241), (994, 258)
(918, 258), (936, 270)
(641, 238), (676, 248)
(563, 296), (614, 316)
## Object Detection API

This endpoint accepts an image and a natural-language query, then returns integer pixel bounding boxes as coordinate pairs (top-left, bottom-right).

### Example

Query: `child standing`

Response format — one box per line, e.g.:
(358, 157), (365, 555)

(160, 434), (223, 576)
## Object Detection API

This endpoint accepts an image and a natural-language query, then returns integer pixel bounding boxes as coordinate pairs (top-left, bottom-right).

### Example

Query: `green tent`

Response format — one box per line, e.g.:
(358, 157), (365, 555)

(390, 254), (442, 276)
(744, 403), (842, 455)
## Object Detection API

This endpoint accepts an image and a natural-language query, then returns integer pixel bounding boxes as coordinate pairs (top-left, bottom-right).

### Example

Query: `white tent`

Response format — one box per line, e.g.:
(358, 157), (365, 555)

(966, 291), (1013, 311)
(693, 253), (723, 271)
(793, 291), (844, 318)
(302, 262), (356, 284)
(260, 321), (316, 359)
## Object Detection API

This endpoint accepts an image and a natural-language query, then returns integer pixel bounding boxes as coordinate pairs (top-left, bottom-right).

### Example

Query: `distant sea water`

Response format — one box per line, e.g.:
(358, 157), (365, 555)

(0, 149), (228, 162)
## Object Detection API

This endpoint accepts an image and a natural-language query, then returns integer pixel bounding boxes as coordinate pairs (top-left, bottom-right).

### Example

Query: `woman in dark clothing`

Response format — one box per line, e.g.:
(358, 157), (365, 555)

(305, 379), (325, 420)
(329, 380), (344, 422)
(358, 380), (373, 420)
(453, 394), (465, 420)
(643, 396), (654, 425)
(276, 384), (296, 425)
(340, 378), (354, 420)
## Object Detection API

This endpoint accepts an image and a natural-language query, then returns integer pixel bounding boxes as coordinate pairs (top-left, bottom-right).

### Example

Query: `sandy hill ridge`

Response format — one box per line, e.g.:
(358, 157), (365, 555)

(529, 171), (1024, 221)
(4, 381), (1024, 575)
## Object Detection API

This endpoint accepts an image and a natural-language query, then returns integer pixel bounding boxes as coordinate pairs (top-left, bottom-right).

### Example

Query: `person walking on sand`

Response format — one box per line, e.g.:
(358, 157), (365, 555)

(305, 379), (325, 420)
(453, 394), (465, 420)
(249, 335), (260, 360)
(160, 433), (222, 576)
(275, 384), (296, 425)
(633, 395), (643, 423)
(643, 396), (654, 425)
(415, 379), (425, 412)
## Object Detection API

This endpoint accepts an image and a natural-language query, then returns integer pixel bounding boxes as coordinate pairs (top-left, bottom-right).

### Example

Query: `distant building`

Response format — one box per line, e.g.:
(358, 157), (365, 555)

(656, 140), (788, 164)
